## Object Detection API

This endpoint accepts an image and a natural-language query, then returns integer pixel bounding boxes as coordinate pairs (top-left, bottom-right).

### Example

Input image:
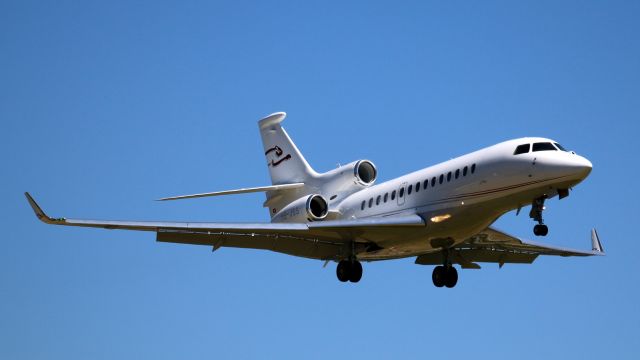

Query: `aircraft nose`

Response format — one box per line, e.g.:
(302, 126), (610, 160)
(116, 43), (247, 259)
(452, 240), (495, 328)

(573, 155), (592, 178)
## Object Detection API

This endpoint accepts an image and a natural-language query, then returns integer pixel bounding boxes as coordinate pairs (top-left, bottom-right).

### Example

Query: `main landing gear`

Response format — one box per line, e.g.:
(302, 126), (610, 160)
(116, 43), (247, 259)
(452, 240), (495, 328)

(432, 265), (458, 288)
(336, 259), (363, 283)
(431, 249), (458, 288)
(529, 196), (549, 237)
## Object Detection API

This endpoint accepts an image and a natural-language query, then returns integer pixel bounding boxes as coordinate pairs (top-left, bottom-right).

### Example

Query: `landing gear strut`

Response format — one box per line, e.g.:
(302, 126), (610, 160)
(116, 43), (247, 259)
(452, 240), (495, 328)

(336, 259), (363, 283)
(529, 196), (549, 236)
(431, 249), (458, 288)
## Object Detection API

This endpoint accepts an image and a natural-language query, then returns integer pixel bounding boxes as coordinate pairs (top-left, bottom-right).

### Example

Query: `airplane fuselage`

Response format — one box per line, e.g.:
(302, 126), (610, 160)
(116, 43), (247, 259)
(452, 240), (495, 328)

(330, 137), (592, 260)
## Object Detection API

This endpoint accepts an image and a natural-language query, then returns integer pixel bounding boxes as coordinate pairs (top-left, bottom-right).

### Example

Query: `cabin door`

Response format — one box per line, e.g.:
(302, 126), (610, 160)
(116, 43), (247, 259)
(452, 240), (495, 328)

(397, 182), (406, 206)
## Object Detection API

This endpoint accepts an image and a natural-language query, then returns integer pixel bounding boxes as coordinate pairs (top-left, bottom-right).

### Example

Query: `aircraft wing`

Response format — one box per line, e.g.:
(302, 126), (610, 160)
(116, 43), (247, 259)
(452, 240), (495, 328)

(25, 192), (425, 260)
(156, 183), (305, 201)
(415, 226), (604, 268)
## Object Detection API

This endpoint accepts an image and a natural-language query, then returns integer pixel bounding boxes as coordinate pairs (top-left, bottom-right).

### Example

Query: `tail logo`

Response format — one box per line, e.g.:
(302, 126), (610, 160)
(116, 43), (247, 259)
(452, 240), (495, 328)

(265, 145), (292, 167)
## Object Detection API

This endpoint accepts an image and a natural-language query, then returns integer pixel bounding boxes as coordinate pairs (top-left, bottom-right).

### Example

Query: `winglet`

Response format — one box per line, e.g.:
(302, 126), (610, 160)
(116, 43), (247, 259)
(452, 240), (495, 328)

(591, 228), (604, 254)
(24, 192), (65, 224)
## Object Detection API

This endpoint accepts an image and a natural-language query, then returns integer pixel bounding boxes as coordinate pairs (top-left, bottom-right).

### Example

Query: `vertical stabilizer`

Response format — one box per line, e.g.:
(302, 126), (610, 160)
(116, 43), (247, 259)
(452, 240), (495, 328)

(259, 112), (317, 185)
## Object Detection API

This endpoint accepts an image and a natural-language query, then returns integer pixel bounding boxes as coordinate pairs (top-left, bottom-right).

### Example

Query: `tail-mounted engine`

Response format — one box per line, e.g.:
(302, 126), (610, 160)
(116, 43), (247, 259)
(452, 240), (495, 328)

(267, 160), (376, 222)
(271, 194), (329, 223)
(353, 160), (377, 186)
(318, 159), (377, 195)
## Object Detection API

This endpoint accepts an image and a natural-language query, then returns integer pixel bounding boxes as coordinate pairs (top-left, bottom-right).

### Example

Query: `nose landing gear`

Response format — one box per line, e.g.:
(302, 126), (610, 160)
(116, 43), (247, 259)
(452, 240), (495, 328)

(533, 224), (548, 236)
(530, 196), (549, 236)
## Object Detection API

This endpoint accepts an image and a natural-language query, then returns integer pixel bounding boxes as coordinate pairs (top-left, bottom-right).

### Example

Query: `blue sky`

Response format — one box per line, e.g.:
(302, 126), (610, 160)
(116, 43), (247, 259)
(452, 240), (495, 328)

(2, 0), (639, 358)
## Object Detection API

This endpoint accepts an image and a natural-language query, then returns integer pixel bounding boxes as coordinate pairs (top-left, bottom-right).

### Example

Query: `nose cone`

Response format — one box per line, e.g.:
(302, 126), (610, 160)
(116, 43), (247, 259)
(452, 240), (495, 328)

(573, 155), (592, 179)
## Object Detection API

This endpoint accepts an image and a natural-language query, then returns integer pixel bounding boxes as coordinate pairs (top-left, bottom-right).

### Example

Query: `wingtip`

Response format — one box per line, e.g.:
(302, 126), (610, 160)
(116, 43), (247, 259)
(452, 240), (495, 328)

(591, 228), (605, 254)
(25, 192), (45, 218)
(24, 192), (63, 224)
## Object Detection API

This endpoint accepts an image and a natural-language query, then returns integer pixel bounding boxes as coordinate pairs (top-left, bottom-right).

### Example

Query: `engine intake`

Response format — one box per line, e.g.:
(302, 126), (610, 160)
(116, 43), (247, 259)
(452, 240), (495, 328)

(306, 194), (328, 220)
(354, 160), (377, 186)
(272, 194), (329, 222)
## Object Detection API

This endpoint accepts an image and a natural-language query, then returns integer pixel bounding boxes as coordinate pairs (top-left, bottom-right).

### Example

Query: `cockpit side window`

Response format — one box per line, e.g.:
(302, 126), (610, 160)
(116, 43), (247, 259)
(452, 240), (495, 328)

(554, 143), (567, 151)
(514, 144), (530, 155)
(532, 142), (557, 152)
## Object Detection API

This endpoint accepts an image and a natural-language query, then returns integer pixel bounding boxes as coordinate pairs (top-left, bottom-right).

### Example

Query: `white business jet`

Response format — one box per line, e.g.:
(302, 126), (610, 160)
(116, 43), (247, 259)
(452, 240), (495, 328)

(26, 112), (604, 288)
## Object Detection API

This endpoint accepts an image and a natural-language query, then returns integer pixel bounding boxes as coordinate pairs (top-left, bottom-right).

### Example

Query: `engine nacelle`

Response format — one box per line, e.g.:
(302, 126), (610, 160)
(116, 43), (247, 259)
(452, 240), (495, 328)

(353, 160), (377, 186)
(272, 194), (329, 223)
(318, 160), (377, 194)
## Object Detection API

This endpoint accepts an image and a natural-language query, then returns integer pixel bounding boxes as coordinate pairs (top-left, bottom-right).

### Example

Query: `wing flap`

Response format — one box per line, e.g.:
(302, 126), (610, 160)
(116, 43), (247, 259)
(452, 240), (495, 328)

(156, 230), (344, 260)
(416, 250), (537, 266)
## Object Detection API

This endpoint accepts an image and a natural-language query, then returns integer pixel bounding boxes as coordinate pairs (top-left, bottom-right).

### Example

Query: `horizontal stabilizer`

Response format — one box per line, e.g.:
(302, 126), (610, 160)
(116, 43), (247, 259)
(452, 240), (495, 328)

(157, 183), (304, 201)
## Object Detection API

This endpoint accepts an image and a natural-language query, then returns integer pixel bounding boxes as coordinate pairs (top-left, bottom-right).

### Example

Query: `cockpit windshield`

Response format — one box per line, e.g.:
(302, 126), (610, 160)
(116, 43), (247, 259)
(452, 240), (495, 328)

(513, 144), (530, 155)
(532, 142), (557, 152)
(554, 143), (567, 151)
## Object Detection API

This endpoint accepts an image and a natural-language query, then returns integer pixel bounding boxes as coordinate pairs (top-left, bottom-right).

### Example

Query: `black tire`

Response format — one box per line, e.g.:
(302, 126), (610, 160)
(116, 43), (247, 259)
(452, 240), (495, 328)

(540, 225), (549, 236)
(336, 260), (350, 282)
(349, 261), (363, 283)
(533, 224), (543, 236)
(432, 266), (445, 287)
(444, 266), (458, 288)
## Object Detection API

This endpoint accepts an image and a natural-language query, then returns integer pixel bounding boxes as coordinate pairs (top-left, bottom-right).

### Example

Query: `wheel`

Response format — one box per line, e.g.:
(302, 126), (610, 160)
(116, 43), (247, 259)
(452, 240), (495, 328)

(533, 224), (542, 236)
(444, 266), (458, 288)
(432, 266), (446, 287)
(534, 224), (549, 236)
(540, 224), (549, 236)
(349, 261), (363, 283)
(336, 260), (350, 282)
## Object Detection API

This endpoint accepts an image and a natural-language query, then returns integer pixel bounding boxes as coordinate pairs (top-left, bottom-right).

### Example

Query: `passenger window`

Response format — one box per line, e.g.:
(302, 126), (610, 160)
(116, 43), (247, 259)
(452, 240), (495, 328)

(361, 201), (365, 210)
(399, 187), (405, 197)
(471, 164), (476, 174)
(431, 177), (436, 187)
(384, 193), (388, 202)
(376, 195), (381, 205)
(532, 142), (557, 152)
(416, 182), (420, 192)
(463, 166), (468, 176)
(514, 144), (530, 155)
(447, 172), (452, 182)
(368, 198), (373, 208)
(408, 184), (412, 195)
(455, 169), (460, 179)
(391, 190), (396, 200)
(439, 174), (444, 184)
(424, 180), (429, 189)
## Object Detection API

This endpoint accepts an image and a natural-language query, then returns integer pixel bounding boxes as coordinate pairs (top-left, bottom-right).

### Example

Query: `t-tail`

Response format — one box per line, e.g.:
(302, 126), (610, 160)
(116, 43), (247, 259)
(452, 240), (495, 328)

(156, 112), (318, 220)
(258, 112), (319, 218)
(156, 112), (374, 222)
(258, 112), (318, 185)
